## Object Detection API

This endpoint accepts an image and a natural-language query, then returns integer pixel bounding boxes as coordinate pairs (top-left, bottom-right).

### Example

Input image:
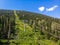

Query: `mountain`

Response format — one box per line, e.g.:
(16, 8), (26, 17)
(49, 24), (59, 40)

(0, 9), (60, 45)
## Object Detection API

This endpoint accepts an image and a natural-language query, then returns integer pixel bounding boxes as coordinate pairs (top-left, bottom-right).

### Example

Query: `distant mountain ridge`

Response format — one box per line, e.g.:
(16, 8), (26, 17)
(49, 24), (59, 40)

(0, 9), (60, 19)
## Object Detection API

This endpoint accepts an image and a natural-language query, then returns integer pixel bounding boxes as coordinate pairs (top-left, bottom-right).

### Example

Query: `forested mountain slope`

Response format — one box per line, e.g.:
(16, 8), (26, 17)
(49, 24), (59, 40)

(0, 9), (60, 45)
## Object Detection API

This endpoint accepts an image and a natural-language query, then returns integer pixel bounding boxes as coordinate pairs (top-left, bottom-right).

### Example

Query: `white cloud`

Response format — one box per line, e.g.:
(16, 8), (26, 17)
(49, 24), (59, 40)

(46, 5), (58, 11)
(38, 6), (45, 12)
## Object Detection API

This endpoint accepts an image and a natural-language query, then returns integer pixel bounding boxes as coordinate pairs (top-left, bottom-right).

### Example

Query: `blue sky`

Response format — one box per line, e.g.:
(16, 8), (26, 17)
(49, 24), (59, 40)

(0, 0), (60, 18)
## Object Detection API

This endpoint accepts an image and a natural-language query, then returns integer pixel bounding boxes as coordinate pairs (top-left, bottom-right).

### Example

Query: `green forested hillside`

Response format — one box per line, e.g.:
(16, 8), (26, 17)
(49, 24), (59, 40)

(0, 9), (60, 45)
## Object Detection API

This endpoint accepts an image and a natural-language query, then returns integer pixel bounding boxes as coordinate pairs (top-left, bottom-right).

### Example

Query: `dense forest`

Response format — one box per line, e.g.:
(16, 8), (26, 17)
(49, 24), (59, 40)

(0, 9), (60, 45)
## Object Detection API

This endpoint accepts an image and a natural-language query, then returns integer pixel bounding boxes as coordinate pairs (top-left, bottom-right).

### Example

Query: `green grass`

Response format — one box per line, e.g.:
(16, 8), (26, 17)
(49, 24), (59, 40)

(40, 40), (58, 45)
